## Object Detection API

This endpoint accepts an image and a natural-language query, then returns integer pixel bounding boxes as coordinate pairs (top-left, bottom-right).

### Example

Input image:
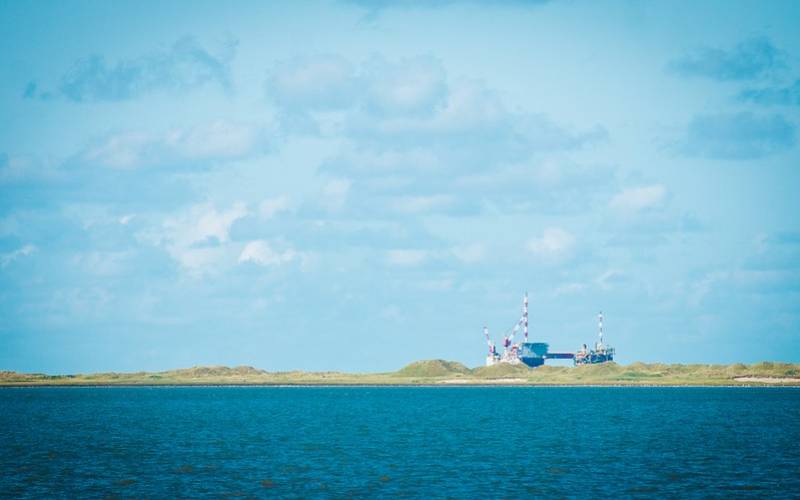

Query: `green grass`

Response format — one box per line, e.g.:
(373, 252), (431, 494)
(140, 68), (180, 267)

(393, 360), (471, 378)
(1, 360), (799, 386)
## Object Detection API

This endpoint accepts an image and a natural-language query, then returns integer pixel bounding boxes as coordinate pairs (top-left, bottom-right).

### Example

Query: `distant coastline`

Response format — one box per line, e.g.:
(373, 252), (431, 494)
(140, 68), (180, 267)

(2, 360), (799, 387)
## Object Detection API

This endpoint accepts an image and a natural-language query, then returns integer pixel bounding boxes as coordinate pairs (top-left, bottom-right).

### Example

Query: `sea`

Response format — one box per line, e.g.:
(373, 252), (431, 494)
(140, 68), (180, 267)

(1, 387), (799, 498)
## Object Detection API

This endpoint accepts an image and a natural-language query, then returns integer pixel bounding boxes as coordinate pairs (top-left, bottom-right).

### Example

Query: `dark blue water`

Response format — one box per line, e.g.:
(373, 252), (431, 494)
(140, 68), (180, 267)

(1, 387), (799, 498)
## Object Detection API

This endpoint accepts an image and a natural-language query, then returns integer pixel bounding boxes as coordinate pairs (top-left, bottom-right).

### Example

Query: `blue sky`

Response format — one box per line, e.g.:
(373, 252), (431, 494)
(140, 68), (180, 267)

(1, 0), (799, 373)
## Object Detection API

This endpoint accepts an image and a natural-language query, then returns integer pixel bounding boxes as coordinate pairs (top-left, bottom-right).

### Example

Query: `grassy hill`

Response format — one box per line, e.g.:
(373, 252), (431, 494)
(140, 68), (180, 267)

(1, 360), (799, 386)
(393, 359), (471, 378)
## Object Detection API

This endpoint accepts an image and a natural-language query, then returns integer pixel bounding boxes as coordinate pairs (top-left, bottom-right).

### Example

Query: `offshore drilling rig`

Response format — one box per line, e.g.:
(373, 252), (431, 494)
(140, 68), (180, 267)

(483, 293), (615, 367)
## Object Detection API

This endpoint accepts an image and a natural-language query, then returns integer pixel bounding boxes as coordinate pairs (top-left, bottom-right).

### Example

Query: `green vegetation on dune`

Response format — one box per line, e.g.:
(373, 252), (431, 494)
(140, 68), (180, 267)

(1, 360), (799, 386)
(393, 359), (470, 378)
(471, 363), (533, 378)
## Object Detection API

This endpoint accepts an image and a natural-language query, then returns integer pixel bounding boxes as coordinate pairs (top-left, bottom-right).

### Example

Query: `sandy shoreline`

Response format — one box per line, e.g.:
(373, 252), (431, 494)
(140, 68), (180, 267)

(438, 378), (529, 384)
(733, 377), (800, 384)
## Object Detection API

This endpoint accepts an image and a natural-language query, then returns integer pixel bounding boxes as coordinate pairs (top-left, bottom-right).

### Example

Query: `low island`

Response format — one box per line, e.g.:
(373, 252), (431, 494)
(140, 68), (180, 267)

(2, 360), (799, 387)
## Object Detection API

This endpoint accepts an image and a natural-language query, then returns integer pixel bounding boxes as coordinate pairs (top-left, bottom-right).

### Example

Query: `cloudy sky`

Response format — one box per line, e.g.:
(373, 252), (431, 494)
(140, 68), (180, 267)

(1, 1), (799, 373)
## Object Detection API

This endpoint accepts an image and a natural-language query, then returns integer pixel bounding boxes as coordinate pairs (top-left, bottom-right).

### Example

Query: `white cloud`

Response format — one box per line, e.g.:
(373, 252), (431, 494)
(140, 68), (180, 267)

(181, 203), (247, 245)
(389, 194), (454, 214)
(320, 147), (440, 178)
(239, 240), (297, 266)
(1, 244), (36, 267)
(259, 195), (290, 219)
(386, 249), (428, 266)
(553, 282), (588, 296)
(347, 79), (506, 142)
(73, 250), (131, 276)
(428, 79), (507, 131)
(268, 55), (602, 159)
(320, 178), (351, 212)
(362, 55), (447, 117)
(81, 121), (265, 169)
(164, 121), (262, 160)
(267, 54), (447, 118)
(266, 55), (606, 223)
(689, 271), (728, 306)
(145, 202), (248, 273)
(596, 269), (628, 290)
(451, 242), (485, 263)
(609, 185), (667, 212)
(47, 36), (237, 102)
(0, 154), (51, 181)
(267, 55), (356, 111)
(527, 227), (575, 258)
(82, 131), (151, 169)
(119, 214), (135, 225)
(685, 268), (789, 306)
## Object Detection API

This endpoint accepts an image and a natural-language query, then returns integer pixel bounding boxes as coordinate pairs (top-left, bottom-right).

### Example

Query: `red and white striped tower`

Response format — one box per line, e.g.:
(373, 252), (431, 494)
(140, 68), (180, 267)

(523, 292), (529, 342)
(598, 311), (604, 346)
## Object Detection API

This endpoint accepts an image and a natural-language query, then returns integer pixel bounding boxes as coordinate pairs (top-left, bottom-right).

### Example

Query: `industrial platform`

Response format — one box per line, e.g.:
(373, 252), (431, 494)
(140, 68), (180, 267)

(483, 293), (615, 367)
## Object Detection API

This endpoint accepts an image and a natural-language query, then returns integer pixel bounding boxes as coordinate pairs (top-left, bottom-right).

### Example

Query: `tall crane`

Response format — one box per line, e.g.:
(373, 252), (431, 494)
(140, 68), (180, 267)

(503, 318), (522, 351)
(482, 293), (537, 366)
(484, 326), (496, 356)
(484, 326), (499, 365)
(503, 293), (529, 349)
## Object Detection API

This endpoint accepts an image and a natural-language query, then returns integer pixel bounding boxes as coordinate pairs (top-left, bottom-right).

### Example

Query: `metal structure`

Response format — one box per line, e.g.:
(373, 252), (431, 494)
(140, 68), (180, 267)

(573, 311), (615, 365)
(484, 326), (500, 366)
(482, 294), (615, 367)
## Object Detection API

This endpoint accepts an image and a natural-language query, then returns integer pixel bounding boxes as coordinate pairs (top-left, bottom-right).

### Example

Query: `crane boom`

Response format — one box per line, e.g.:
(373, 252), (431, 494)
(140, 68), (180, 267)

(484, 326), (495, 354)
